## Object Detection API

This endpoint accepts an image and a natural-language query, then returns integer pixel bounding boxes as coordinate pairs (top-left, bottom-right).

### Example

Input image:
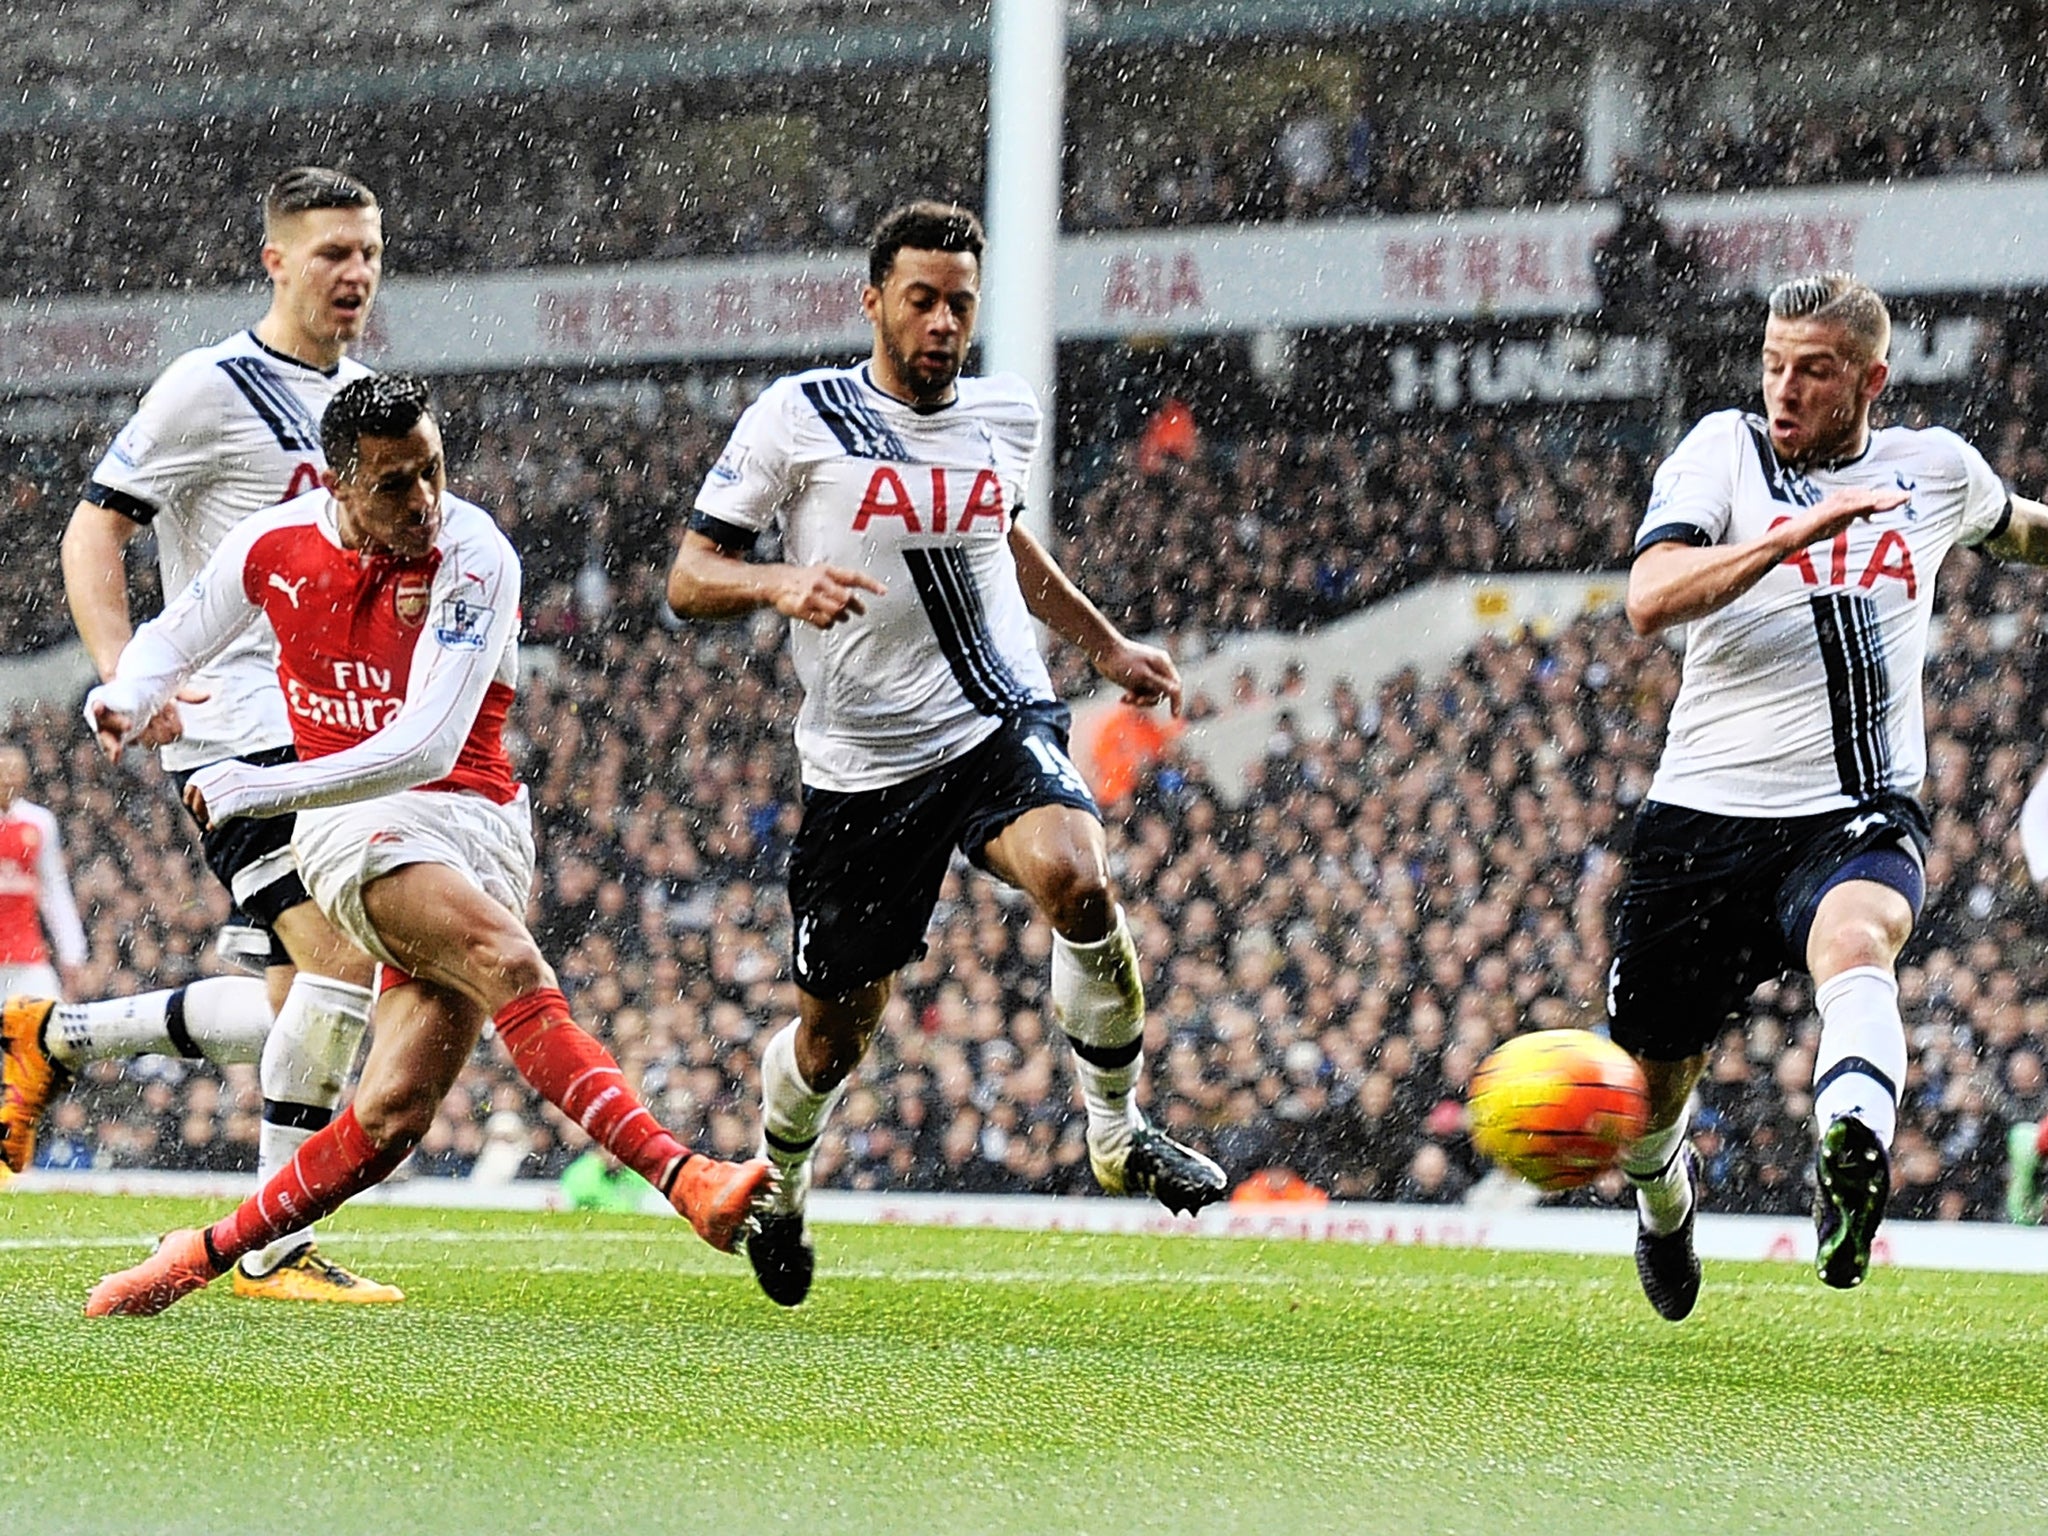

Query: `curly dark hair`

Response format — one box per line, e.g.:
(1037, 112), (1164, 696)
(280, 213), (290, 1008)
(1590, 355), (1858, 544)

(321, 373), (435, 480)
(867, 199), (984, 286)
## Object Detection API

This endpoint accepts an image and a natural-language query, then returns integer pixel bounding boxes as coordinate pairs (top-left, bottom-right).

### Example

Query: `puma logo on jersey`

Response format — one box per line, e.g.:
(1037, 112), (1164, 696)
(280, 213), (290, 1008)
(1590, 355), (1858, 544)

(267, 573), (310, 608)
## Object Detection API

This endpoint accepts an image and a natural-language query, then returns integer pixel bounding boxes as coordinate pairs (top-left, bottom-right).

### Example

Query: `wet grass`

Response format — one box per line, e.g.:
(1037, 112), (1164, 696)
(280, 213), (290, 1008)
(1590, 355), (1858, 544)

(4, 1193), (2046, 1534)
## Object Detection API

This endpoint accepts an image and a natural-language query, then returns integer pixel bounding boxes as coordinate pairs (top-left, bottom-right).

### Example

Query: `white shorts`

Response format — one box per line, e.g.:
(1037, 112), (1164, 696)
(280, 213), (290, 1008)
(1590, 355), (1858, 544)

(292, 788), (536, 970)
(0, 962), (62, 1000)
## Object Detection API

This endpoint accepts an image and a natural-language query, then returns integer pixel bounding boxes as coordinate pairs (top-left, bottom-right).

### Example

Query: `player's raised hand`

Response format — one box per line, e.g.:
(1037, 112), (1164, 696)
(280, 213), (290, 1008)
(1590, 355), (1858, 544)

(180, 780), (213, 832)
(776, 563), (887, 629)
(1095, 637), (1184, 716)
(1792, 484), (1912, 544)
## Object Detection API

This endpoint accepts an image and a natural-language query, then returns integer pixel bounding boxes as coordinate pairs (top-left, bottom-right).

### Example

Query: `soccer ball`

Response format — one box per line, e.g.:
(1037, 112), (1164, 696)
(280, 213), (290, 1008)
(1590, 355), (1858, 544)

(1467, 1029), (1649, 1191)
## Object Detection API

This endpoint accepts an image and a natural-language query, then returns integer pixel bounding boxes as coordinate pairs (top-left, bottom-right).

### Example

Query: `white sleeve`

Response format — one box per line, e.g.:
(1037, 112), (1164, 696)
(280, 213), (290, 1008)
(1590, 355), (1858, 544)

(27, 804), (86, 968)
(1635, 413), (1739, 554)
(1945, 430), (2014, 548)
(191, 523), (522, 820)
(83, 517), (268, 745)
(86, 353), (224, 521)
(691, 385), (797, 545)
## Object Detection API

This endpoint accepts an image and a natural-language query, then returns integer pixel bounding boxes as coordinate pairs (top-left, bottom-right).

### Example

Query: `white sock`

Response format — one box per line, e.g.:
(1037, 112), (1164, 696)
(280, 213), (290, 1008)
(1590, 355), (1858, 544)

(42, 976), (272, 1068)
(1812, 965), (1905, 1150)
(244, 973), (372, 1276)
(1053, 908), (1146, 1159)
(759, 1021), (847, 1218)
(1622, 1110), (1694, 1236)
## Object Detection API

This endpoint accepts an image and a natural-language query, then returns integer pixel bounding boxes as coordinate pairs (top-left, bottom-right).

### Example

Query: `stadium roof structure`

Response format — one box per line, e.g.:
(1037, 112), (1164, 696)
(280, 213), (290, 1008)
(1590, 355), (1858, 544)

(5, 0), (1652, 132)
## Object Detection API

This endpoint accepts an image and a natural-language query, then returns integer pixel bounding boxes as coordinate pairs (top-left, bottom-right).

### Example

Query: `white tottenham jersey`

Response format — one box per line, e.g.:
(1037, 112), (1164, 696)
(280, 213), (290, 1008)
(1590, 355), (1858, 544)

(693, 365), (1054, 793)
(87, 330), (373, 771)
(1637, 409), (2011, 817)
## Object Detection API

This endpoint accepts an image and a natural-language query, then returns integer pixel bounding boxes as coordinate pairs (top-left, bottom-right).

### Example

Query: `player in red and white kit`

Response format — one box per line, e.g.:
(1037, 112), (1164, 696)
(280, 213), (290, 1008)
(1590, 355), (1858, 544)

(1, 168), (396, 1301)
(0, 746), (87, 1002)
(81, 375), (772, 1316)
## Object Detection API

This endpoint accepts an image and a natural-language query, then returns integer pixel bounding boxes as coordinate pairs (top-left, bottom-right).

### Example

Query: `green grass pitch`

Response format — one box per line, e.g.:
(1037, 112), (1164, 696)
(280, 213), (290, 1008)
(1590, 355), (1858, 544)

(5, 1193), (2046, 1535)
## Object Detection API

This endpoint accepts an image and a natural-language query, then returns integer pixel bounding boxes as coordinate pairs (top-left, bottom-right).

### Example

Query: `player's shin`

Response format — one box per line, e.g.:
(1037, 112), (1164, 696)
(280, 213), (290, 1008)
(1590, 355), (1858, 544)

(206, 1104), (411, 1270)
(1052, 907), (1146, 1159)
(1812, 966), (1905, 1148)
(1621, 1107), (1696, 1235)
(493, 987), (692, 1188)
(41, 976), (273, 1068)
(759, 1020), (848, 1215)
(245, 974), (372, 1276)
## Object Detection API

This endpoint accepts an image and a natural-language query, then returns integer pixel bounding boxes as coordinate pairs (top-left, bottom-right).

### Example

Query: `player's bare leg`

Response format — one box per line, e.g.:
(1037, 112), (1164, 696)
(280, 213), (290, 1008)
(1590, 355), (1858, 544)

(983, 804), (1227, 1215)
(1805, 880), (1913, 1290)
(1619, 1051), (1708, 1321)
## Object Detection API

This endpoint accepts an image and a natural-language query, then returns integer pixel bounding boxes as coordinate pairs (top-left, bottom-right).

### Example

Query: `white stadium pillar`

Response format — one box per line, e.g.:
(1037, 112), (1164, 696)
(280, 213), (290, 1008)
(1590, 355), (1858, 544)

(983, 0), (1066, 547)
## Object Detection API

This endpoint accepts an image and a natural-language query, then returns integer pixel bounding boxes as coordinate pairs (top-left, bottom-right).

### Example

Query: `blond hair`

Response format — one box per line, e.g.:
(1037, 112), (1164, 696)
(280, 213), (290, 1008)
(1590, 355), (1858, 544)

(1766, 272), (1890, 365)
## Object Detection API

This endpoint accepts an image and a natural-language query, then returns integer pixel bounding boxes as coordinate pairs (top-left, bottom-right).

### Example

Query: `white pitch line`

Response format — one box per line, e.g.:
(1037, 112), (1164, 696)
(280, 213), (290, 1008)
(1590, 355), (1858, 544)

(0, 1228), (1825, 1296)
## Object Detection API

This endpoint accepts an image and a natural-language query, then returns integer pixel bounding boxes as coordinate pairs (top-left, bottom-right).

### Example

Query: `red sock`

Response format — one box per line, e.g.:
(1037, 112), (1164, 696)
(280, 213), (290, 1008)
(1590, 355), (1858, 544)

(205, 1106), (412, 1269)
(496, 987), (692, 1189)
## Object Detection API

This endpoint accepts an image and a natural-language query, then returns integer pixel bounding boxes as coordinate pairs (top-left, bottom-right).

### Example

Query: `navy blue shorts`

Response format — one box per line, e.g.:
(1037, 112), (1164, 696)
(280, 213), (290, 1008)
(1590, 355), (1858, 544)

(171, 744), (309, 937)
(1607, 793), (1928, 1062)
(788, 703), (1101, 1000)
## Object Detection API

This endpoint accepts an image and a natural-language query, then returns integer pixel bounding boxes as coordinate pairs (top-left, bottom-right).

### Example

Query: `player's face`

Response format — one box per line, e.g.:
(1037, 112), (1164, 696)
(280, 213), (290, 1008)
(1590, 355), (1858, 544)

(265, 207), (384, 348)
(1760, 315), (1886, 467)
(330, 416), (446, 559)
(863, 248), (979, 405)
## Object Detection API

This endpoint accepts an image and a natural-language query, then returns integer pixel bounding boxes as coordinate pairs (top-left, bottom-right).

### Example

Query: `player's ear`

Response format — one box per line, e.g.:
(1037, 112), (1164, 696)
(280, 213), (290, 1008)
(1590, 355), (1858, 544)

(320, 468), (340, 494)
(260, 241), (287, 282)
(1863, 358), (1890, 403)
(860, 283), (883, 323)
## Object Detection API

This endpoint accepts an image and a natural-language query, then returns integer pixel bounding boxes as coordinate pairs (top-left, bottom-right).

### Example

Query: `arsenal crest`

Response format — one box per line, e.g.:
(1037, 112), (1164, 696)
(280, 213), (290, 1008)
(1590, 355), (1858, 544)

(393, 573), (431, 627)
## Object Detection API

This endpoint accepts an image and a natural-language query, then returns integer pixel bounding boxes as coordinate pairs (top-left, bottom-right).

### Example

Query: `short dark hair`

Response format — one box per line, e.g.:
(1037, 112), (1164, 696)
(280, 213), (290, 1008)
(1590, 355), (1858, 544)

(263, 166), (379, 239)
(322, 374), (435, 480)
(867, 200), (984, 286)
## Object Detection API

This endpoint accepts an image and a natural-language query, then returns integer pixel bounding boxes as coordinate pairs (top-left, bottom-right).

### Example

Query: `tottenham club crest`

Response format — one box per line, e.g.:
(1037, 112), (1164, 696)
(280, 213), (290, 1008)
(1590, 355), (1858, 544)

(393, 572), (431, 627)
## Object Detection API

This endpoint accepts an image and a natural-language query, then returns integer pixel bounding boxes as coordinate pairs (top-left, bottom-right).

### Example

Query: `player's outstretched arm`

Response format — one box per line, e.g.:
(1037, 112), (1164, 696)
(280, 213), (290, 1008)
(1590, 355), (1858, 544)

(84, 522), (264, 760)
(1008, 523), (1182, 714)
(1626, 484), (1909, 634)
(666, 531), (884, 629)
(1980, 494), (2048, 565)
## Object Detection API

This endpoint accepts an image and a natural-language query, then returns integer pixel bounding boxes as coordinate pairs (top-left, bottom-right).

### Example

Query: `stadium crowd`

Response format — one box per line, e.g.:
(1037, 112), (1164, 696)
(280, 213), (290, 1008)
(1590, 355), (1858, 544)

(4, 74), (2041, 296)
(15, 535), (2048, 1220)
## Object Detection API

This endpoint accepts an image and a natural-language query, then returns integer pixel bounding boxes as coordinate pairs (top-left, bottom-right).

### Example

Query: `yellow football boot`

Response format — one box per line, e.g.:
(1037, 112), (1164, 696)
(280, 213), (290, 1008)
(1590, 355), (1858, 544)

(231, 1244), (404, 1304)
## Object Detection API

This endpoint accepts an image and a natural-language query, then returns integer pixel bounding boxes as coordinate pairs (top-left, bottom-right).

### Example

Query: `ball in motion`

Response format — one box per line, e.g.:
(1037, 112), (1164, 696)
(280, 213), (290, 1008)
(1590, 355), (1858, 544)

(1467, 1029), (1649, 1191)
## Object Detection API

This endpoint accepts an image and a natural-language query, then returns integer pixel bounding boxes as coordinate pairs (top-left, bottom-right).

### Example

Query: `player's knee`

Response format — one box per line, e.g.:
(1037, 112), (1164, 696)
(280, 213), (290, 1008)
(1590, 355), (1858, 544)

(1811, 913), (1908, 976)
(461, 926), (550, 999)
(1033, 858), (1114, 941)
